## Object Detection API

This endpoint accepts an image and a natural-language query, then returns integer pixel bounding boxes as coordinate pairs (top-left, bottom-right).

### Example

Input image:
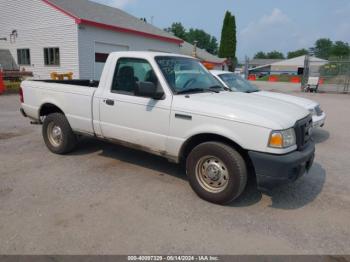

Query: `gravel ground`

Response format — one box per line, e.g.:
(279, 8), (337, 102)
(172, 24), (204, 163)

(0, 89), (350, 255)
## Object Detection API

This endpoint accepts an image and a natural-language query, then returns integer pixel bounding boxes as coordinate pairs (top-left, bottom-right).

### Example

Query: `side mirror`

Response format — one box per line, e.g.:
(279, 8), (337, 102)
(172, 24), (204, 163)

(136, 81), (165, 100)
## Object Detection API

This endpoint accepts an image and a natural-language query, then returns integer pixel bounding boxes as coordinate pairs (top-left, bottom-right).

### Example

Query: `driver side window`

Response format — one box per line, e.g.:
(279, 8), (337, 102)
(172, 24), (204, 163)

(111, 58), (159, 96)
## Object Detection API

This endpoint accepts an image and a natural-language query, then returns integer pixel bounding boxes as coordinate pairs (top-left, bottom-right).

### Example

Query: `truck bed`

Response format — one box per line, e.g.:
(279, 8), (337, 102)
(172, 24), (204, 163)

(21, 79), (98, 135)
(35, 80), (99, 88)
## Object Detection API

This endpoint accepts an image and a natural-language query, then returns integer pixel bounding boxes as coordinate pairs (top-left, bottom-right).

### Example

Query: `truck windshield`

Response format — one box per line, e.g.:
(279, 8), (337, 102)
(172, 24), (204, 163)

(218, 73), (260, 93)
(155, 56), (225, 94)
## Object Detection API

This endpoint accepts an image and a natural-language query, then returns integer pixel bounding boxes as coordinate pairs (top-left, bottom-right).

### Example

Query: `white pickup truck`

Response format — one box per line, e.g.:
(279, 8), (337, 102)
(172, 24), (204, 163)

(20, 52), (315, 205)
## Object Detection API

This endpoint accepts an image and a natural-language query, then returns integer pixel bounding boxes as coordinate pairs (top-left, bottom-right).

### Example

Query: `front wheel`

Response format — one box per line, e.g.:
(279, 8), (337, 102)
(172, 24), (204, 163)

(42, 113), (77, 154)
(186, 142), (247, 205)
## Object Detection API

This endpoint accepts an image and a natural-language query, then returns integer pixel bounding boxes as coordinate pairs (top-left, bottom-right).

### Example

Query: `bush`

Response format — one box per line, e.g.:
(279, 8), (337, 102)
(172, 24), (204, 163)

(4, 81), (21, 93)
(255, 74), (298, 82)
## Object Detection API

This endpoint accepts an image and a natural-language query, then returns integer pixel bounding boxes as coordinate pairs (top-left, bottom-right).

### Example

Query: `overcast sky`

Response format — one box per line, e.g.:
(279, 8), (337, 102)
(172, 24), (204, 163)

(93, 0), (350, 60)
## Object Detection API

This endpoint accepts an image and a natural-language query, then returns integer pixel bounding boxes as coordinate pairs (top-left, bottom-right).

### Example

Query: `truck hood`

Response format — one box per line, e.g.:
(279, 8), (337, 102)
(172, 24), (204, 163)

(256, 91), (317, 110)
(172, 91), (309, 130)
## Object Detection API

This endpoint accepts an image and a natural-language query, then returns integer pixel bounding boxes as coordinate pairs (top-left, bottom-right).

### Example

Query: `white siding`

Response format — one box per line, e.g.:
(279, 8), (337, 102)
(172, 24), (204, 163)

(0, 0), (79, 79)
(78, 25), (181, 80)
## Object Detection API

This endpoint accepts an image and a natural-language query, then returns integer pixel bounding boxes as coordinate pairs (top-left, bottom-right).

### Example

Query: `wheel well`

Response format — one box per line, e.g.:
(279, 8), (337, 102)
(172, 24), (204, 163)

(39, 103), (64, 118)
(180, 133), (255, 176)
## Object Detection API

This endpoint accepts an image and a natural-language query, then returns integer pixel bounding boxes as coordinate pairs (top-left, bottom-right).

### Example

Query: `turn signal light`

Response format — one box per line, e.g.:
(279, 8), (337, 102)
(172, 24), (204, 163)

(269, 133), (283, 148)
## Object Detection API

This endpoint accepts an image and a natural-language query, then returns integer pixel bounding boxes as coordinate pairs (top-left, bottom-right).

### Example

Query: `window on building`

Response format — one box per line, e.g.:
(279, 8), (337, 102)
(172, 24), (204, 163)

(17, 49), (31, 65)
(44, 47), (60, 66)
(111, 58), (159, 96)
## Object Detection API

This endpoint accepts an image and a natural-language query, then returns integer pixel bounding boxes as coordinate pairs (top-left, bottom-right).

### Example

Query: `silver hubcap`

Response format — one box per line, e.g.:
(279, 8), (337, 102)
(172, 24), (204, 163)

(195, 156), (229, 193)
(47, 122), (63, 147)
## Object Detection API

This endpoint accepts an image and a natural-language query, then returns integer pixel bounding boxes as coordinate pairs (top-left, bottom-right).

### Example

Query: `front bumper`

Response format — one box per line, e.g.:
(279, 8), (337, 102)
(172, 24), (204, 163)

(312, 112), (326, 128)
(248, 142), (315, 191)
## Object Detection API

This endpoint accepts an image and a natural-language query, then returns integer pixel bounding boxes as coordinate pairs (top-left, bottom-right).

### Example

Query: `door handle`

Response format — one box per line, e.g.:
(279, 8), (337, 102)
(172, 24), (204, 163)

(104, 99), (115, 106)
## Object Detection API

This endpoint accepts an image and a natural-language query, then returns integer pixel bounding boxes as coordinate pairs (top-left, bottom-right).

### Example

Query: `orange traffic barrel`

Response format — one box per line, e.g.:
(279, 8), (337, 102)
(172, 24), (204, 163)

(268, 75), (278, 82)
(248, 75), (256, 81)
(290, 76), (301, 83)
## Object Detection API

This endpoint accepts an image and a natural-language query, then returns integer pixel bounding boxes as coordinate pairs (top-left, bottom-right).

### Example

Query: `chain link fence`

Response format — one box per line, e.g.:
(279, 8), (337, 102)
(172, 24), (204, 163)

(303, 56), (350, 93)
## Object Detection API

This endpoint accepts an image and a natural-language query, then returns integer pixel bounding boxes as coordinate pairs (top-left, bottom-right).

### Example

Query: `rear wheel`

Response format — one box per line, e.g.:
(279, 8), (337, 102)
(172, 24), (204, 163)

(42, 113), (77, 154)
(186, 142), (247, 205)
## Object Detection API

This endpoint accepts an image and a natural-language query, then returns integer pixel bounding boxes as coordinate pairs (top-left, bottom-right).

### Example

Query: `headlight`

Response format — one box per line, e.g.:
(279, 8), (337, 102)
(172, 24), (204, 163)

(315, 105), (323, 116)
(269, 128), (296, 148)
(309, 108), (316, 116)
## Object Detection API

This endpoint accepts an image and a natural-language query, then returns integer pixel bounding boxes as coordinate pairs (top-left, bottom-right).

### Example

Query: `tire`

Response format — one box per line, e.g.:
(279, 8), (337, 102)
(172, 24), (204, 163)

(42, 113), (77, 154)
(186, 142), (247, 205)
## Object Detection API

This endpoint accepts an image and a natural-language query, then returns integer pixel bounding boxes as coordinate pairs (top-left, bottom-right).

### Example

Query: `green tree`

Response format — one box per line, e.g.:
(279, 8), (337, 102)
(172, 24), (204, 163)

(330, 41), (350, 59)
(287, 49), (308, 59)
(219, 11), (237, 71)
(164, 23), (218, 55)
(266, 50), (285, 59)
(254, 51), (284, 59)
(314, 38), (333, 59)
(208, 36), (219, 55)
(254, 51), (267, 59)
(164, 22), (187, 41)
(186, 29), (218, 55)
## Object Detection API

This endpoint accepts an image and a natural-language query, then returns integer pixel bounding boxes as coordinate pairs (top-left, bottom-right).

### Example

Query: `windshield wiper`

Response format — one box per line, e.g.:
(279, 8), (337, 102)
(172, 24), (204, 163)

(177, 88), (206, 95)
(246, 90), (260, 93)
(176, 85), (225, 95)
(208, 85), (224, 93)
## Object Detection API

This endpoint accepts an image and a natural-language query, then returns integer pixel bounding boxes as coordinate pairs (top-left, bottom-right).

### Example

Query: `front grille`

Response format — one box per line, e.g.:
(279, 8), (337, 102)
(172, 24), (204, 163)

(294, 115), (313, 151)
(315, 105), (323, 116)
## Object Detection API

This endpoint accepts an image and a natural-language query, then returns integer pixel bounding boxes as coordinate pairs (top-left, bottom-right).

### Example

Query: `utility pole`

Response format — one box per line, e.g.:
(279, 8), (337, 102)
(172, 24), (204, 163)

(244, 56), (250, 80)
(192, 41), (198, 58)
(302, 54), (310, 91)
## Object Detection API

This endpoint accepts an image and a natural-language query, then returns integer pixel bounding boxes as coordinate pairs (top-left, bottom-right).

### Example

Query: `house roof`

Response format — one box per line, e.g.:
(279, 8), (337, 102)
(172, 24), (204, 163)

(271, 55), (328, 67)
(180, 42), (226, 65)
(249, 55), (328, 71)
(43, 0), (183, 44)
(249, 59), (284, 66)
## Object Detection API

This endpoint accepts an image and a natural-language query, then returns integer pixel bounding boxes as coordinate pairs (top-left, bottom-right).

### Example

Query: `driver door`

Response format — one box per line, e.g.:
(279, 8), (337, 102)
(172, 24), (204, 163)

(99, 57), (171, 153)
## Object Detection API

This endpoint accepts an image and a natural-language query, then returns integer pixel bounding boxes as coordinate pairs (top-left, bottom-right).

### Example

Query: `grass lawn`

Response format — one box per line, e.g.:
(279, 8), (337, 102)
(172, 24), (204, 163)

(256, 75), (296, 82)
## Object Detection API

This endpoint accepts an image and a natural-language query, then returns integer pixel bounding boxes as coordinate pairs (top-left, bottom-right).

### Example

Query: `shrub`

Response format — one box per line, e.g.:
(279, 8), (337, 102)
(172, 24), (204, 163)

(4, 81), (21, 93)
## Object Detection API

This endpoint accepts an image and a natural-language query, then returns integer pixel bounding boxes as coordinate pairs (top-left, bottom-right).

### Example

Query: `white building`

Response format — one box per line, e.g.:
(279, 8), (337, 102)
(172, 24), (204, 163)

(0, 0), (183, 80)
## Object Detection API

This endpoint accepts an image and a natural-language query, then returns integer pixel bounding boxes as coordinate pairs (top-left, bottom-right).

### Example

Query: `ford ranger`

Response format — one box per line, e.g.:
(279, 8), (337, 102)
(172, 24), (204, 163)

(20, 52), (315, 205)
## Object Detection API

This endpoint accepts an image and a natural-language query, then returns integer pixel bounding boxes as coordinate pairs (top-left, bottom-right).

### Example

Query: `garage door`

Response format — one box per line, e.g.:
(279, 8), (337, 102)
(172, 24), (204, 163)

(94, 42), (129, 80)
